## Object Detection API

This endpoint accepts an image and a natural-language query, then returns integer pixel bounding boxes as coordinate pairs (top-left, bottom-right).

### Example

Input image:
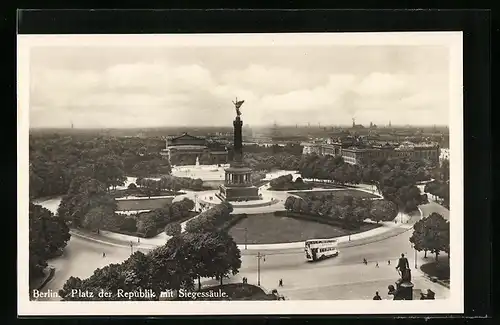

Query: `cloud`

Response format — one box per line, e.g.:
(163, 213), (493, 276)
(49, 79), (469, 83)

(29, 53), (449, 127)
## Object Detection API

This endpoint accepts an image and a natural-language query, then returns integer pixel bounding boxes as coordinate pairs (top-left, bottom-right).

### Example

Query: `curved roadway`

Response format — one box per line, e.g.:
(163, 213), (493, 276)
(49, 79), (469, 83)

(34, 174), (450, 301)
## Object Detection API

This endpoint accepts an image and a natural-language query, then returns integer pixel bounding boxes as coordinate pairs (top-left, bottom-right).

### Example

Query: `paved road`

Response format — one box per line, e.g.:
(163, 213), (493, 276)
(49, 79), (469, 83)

(37, 201), (448, 301)
(33, 171), (450, 301)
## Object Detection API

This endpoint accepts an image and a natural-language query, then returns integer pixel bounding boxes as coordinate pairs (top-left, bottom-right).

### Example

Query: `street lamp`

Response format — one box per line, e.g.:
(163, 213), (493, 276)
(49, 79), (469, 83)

(256, 252), (266, 286)
(244, 227), (248, 250)
(413, 245), (418, 269)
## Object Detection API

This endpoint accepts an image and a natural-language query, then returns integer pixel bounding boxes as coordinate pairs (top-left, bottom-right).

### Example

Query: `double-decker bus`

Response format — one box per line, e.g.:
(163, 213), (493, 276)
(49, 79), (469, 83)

(304, 238), (339, 261)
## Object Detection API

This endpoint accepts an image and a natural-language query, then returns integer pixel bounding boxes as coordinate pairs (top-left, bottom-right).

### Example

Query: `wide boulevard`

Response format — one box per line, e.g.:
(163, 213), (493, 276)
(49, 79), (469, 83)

(37, 197), (449, 300)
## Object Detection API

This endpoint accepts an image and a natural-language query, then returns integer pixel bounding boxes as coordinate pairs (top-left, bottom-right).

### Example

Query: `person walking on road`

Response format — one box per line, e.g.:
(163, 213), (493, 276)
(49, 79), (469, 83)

(102, 252), (106, 258)
(388, 260), (391, 265)
(278, 279), (283, 287)
(363, 258), (368, 265)
(373, 291), (382, 300)
(375, 262), (379, 268)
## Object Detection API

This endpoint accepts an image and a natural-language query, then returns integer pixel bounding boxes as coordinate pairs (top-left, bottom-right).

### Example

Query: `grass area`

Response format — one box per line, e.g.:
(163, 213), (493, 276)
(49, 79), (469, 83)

(116, 197), (175, 211)
(290, 189), (378, 200)
(111, 189), (185, 198)
(228, 213), (381, 244)
(420, 258), (450, 280)
(175, 283), (277, 301)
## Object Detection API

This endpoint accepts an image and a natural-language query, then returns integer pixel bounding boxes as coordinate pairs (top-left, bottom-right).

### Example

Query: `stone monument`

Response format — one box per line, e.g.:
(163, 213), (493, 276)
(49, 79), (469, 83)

(217, 98), (260, 202)
(388, 253), (414, 300)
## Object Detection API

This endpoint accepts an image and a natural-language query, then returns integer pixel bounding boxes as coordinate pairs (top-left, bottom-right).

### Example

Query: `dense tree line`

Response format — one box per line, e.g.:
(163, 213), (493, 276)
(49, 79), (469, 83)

(409, 213), (449, 261)
(243, 152), (303, 171)
(184, 201), (235, 233)
(284, 195), (397, 228)
(57, 177), (117, 229)
(269, 175), (312, 191)
(299, 154), (429, 213)
(424, 181), (450, 209)
(57, 174), (195, 237)
(58, 230), (241, 300)
(29, 134), (170, 198)
(29, 203), (71, 280)
(135, 175), (204, 195)
(135, 198), (195, 237)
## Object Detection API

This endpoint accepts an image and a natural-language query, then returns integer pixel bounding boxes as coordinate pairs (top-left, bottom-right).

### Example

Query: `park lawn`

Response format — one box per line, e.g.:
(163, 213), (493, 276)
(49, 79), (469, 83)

(420, 257), (450, 280)
(116, 197), (175, 211)
(290, 189), (378, 200)
(111, 189), (185, 198)
(228, 213), (381, 244)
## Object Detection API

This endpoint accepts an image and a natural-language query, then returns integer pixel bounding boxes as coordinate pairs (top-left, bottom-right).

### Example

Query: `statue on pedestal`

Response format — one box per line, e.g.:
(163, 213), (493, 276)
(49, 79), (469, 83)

(388, 253), (414, 300)
(232, 97), (245, 117)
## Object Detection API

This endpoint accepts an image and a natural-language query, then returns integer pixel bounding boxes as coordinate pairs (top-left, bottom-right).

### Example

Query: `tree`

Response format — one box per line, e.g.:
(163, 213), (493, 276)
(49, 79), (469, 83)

(292, 198), (302, 213)
(82, 207), (107, 233)
(29, 203), (71, 280)
(94, 155), (127, 191)
(29, 169), (44, 199)
(191, 231), (242, 286)
(180, 198), (195, 211)
(369, 200), (398, 223)
(284, 196), (296, 211)
(165, 222), (182, 237)
(136, 215), (158, 237)
(58, 178), (116, 227)
(409, 213), (449, 261)
(148, 238), (195, 293)
(120, 217), (137, 232)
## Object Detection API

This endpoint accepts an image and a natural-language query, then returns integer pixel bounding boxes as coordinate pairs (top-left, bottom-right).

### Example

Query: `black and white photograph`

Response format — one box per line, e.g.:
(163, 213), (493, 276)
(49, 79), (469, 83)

(18, 32), (463, 315)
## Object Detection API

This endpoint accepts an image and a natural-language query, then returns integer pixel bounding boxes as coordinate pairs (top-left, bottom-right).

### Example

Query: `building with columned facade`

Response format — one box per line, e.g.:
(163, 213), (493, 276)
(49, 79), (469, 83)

(160, 133), (228, 165)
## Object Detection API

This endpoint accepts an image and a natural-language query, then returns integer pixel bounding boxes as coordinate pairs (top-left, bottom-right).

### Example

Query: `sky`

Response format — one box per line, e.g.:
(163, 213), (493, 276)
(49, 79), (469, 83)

(28, 41), (451, 128)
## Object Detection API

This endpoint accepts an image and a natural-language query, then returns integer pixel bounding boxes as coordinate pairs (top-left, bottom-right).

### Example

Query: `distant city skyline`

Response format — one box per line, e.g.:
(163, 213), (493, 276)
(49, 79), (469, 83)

(28, 35), (452, 128)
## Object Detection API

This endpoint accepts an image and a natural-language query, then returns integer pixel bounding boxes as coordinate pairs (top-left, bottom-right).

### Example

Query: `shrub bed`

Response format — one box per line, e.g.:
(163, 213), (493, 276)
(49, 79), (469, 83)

(107, 198), (196, 238)
(184, 201), (234, 233)
(268, 175), (312, 191)
(274, 211), (361, 230)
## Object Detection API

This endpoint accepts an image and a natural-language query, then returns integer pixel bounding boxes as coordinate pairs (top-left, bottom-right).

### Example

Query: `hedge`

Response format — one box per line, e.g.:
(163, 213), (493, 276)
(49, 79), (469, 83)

(274, 211), (359, 230)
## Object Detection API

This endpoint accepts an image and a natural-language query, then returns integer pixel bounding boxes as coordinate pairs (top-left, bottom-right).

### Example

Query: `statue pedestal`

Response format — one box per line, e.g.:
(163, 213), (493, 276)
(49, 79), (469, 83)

(395, 281), (414, 300)
(218, 164), (260, 202)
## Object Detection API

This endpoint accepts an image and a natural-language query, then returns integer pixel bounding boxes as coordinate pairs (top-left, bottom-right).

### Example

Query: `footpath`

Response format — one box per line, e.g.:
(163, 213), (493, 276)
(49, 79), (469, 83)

(69, 182), (420, 252)
(71, 208), (420, 253)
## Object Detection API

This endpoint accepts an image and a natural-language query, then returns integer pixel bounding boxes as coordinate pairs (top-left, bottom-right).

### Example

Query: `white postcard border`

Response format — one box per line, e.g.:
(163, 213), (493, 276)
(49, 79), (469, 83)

(17, 32), (464, 315)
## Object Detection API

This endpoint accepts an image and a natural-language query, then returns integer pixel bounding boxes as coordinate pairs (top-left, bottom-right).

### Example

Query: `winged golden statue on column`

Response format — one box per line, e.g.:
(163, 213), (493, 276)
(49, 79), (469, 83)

(232, 97), (245, 117)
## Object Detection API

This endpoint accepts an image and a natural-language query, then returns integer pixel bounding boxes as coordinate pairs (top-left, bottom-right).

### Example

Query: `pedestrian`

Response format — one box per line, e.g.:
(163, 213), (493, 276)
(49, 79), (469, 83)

(102, 252), (106, 258)
(373, 291), (382, 300)
(375, 262), (379, 268)
(279, 279), (283, 287)
(363, 258), (367, 265)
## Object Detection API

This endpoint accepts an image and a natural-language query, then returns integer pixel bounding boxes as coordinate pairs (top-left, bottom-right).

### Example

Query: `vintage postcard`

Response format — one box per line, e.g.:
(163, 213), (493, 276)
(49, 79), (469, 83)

(18, 32), (463, 315)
